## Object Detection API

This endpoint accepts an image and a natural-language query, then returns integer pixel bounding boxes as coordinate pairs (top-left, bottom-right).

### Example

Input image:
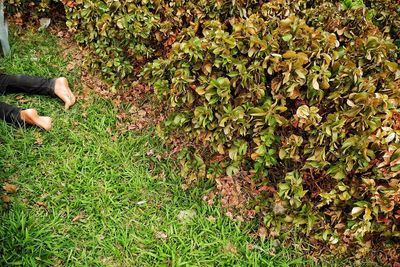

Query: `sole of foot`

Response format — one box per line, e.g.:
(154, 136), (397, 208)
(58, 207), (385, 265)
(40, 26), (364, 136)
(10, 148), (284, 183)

(54, 77), (76, 110)
(20, 109), (52, 131)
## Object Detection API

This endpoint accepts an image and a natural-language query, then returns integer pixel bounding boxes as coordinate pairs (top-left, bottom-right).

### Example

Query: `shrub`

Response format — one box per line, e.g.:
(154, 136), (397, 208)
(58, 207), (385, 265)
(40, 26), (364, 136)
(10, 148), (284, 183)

(142, 1), (400, 258)
(6, 0), (63, 23)
(63, 0), (263, 86)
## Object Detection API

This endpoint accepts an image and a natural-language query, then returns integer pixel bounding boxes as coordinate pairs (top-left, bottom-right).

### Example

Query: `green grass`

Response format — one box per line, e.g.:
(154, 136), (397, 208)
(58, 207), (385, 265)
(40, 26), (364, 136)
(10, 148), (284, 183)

(0, 28), (317, 266)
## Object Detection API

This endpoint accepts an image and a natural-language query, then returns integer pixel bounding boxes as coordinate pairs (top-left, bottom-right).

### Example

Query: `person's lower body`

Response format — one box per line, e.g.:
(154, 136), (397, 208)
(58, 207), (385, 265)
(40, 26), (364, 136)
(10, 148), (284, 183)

(0, 74), (76, 130)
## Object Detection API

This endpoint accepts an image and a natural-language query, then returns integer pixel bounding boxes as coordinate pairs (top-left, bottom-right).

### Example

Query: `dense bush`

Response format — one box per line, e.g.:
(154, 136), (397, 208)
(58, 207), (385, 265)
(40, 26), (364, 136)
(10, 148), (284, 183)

(8, 0), (399, 84)
(142, 0), (400, 258)
(6, 0), (63, 22)
(62, 0), (399, 87)
(62, 0), (264, 85)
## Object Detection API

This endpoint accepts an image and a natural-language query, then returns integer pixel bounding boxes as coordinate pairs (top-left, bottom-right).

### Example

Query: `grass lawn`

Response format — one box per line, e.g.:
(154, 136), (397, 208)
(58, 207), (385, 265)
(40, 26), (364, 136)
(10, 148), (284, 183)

(0, 28), (320, 266)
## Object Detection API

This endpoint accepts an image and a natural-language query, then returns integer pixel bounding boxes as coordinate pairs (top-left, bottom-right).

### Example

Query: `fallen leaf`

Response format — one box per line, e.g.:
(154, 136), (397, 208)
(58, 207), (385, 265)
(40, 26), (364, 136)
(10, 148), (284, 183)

(3, 183), (18, 193)
(72, 212), (85, 222)
(57, 31), (65, 37)
(16, 95), (30, 103)
(158, 171), (166, 180)
(258, 226), (268, 238)
(155, 231), (168, 240)
(35, 138), (43, 145)
(136, 200), (147, 205)
(138, 110), (147, 117)
(36, 202), (47, 209)
(146, 150), (154, 156)
(177, 210), (196, 222)
(273, 200), (286, 215)
(129, 105), (138, 113)
(223, 241), (237, 254)
(207, 216), (216, 222)
(1, 195), (11, 203)
(116, 113), (127, 121)
(66, 62), (75, 71)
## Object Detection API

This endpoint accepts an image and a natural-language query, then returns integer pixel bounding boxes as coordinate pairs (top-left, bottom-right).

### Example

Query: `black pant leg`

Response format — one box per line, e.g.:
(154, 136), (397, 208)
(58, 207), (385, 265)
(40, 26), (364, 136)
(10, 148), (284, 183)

(0, 101), (23, 125)
(0, 74), (55, 96)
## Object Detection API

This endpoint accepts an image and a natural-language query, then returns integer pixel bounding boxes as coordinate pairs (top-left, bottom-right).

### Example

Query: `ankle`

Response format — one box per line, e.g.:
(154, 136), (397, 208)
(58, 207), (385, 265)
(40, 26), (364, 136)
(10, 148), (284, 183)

(55, 77), (68, 89)
(20, 109), (38, 124)
(19, 109), (52, 130)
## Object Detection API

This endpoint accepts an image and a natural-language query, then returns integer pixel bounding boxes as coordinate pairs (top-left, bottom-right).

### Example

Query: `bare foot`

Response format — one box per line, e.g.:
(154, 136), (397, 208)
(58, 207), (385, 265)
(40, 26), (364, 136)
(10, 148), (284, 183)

(54, 77), (76, 110)
(20, 109), (52, 130)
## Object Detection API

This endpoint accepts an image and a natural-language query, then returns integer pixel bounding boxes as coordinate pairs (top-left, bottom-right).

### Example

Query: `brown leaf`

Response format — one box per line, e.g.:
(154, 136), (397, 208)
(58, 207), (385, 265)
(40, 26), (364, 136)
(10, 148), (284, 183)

(35, 138), (43, 145)
(155, 231), (168, 240)
(72, 212), (85, 222)
(36, 202), (48, 209)
(1, 195), (11, 203)
(223, 241), (237, 255)
(116, 113), (127, 121)
(209, 154), (225, 163)
(57, 31), (65, 37)
(66, 62), (75, 71)
(164, 33), (177, 47)
(3, 183), (18, 193)
(271, 78), (281, 91)
(202, 62), (212, 75)
(207, 215), (216, 222)
(258, 185), (276, 193)
(138, 110), (147, 117)
(257, 226), (268, 238)
(16, 95), (30, 104)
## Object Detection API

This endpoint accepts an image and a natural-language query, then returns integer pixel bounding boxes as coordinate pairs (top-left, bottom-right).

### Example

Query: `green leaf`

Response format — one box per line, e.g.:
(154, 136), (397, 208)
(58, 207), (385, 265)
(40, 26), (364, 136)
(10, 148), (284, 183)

(282, 34), (293, 42)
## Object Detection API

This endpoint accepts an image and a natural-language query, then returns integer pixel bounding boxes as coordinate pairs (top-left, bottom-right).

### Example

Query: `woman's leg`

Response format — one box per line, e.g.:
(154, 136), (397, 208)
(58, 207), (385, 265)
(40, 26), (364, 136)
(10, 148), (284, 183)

(0, 101), (23, 125)
(0, 74), (55, 95)
(0, 101), (52, 130)
(0, 74), (75, 109)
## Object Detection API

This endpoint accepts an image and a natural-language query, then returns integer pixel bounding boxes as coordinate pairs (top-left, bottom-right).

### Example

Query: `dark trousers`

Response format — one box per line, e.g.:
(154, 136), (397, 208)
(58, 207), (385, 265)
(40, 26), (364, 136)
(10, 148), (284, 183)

(0, 74), (55, 125)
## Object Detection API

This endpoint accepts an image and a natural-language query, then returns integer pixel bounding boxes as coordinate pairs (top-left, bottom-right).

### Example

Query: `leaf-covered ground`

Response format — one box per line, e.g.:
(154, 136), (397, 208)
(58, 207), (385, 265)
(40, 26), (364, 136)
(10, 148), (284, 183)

(0, 28), (360, 266)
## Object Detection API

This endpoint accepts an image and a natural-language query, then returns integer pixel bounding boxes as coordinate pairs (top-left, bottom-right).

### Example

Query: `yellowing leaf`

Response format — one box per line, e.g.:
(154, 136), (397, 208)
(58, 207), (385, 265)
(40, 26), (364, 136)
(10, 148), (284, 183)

(155, 231), (168, 240)
(1, 195), (11, 203)
(248, 47), (257, 57)
(295, 69), (306, 80)
(283, 50), (296, 59)
(3, 183), (17, 193)
(312, 76), (320, 90)
(351, 207), (364, 217)
(202, 63), (212, 75)
(251, 152), (259, 160)
(296, 105), (310, 119)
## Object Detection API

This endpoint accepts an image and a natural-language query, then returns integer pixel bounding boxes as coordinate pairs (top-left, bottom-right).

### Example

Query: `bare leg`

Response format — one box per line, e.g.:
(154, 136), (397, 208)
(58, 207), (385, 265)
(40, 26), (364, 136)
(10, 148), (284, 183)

(54, 77), (76, 110)
(20, 109), (52, 130)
